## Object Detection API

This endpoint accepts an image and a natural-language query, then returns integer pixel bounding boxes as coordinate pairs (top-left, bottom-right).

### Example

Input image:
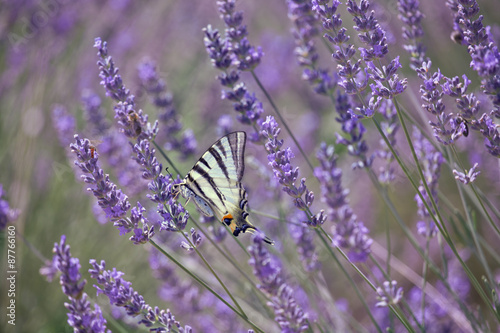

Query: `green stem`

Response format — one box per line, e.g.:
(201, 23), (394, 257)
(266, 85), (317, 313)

(315, 228), (384, 333)
(250, 71), (315, 172)
(149, 240), (265, 332)
(180, 231), (247, 318)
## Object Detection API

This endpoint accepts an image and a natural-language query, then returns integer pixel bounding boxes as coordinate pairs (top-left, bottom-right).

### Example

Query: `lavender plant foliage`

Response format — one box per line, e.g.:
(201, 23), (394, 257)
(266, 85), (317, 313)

(50, 235), (109, 333)
(89, 259), (191, 332)
(0, 184), (20, 231)
(248, 234), (309, 332)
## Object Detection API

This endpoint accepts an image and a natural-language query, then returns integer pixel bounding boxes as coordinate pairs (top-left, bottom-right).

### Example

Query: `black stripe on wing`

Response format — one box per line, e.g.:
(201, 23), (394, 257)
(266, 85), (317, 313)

(190, 164), (227, 207)
(208, 146), (229, 180)
(228, 132), (246, 182)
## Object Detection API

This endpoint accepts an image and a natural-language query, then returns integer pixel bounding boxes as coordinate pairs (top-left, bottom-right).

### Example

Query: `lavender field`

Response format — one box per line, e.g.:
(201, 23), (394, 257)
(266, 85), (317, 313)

(1, 0), (500, 332)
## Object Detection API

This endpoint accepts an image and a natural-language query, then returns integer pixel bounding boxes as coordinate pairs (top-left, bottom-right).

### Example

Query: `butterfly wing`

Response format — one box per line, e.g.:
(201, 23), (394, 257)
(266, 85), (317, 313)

(177, 131), (273, 244)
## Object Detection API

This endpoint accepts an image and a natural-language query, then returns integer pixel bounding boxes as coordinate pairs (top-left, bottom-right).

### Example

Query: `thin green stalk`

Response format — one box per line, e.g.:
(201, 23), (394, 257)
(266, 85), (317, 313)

(449, 145), (500, 239)
(314, 228), (385, 333)
(149, 240), (265, 333)
(421, 237), (431, 329)
(450, 149), (498, 299)
(250, 70), (315, 172)
(378, 103), (500, 320)
(180, 231), (247, 318)
(369, 255), (424, 332)
(153, 140), (182, 176)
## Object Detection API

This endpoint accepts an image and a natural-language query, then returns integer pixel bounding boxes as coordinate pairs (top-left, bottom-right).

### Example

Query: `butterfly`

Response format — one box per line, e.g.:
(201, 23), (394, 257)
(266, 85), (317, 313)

(172, 131), (274, 244)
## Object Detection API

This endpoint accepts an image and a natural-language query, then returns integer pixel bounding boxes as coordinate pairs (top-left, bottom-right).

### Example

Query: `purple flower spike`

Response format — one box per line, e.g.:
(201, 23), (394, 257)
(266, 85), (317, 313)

(203, 2), (266, 141)
(95, 37), (158, 142)
(314, 0), (406, 118)
(260, 116), (324, 226)
(453, 163), (480, 185)
(137, 58), (197, 159)
(413, 128), (443, 238)
(81, 89), (110, 136)
(217, 0), (263, 71)
(52, 105), (76, 148)
(0, 184), (20, 231)
(52, 236), (109, 332)
(287, 0), (336, 95)
(315, 143), (372, 262)
(447, 0), (500, 119)
(89, 259), (191, 332)
(94, 37), (133, 104)
(397, 0), (427, 70)
(248, 235), (309, 332)
(70, 134), (157, 243)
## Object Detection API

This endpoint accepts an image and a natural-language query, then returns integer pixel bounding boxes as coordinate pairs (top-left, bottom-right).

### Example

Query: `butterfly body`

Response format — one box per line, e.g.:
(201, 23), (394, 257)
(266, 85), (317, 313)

(172, 131), (273, 244)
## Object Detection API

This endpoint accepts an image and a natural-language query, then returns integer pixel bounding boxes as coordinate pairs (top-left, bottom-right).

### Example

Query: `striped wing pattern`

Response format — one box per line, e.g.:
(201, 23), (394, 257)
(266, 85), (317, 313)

(176, 131), (273, 244)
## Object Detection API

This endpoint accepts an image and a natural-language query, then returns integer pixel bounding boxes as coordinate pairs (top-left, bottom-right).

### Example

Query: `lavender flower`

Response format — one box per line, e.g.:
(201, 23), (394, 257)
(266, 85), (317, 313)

(51, 235), (109, 332)
(260, 116), (325, 226)
(313, 0), (407, 118)
(0, 184), (20, 231)
(52, 105), (76, 148)
(94, 38), (192, 241)
(288, 216), (320, 272)
(413, 128), (443, 238)
(397, 0), (427, 70)
(137, 58), (197, 159)
(248, 234), (309, 332)
(216, 114), (234, 136)
(441, 74), (500, 158)
(447, 0), (500, 118)
(375, 280), (404, 307)
(333, 91), (373, 169)
(453, 163), (480, 185)
(89, 259), (191, 332)
(315, 143), (373, 262)
(81, 89), (110, 137)
(203, 1), (265, 142)
(399, 1), (500, 156)
(70, 134), (155, 244)
(313, 0), (370, 113)
(180, 228), (202, 252)
(287, 0), (336, 95)
(94, 37), (158, 142)
(217, 0), (263, 71)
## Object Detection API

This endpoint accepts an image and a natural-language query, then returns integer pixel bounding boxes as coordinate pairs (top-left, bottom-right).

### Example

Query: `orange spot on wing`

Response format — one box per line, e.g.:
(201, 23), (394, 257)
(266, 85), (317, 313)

(222, 214), (235, 232)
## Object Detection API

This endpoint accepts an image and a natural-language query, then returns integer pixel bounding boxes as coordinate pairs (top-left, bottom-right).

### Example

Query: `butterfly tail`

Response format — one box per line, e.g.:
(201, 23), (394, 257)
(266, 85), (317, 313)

(244, 226), (274, 245)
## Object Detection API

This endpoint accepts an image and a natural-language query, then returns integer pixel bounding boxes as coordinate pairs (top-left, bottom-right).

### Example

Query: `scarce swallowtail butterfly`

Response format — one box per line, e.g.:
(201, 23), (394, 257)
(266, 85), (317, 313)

(172, 131), (274, 245)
